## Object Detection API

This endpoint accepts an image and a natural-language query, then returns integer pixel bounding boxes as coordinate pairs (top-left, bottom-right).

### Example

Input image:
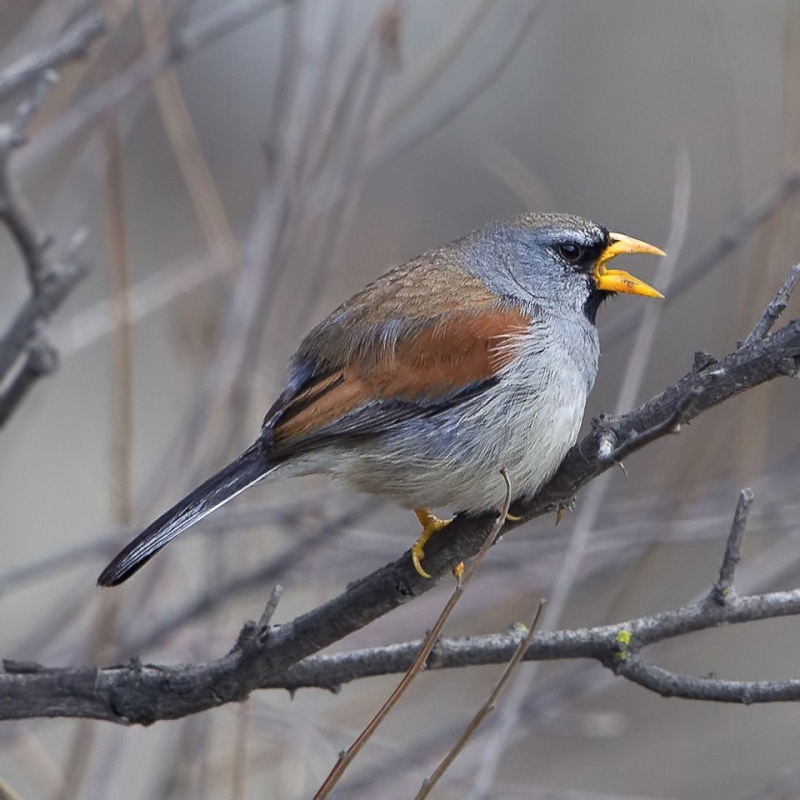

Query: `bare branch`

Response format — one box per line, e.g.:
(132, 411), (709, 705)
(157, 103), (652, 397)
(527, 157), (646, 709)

(741, 261), (800, 347)
(26, 0), (291, 164)
(0, 259), (88, 385)
(0, 339), (58, 429)
(614, 659), (800, 703)
(1, 234), (799, 724)
(597, 389), (701, 466)
(711, 488), (754, 604)
(0, 12), (107, 103)
(0, 39), (93, 427)
(4, 572), (800, 719)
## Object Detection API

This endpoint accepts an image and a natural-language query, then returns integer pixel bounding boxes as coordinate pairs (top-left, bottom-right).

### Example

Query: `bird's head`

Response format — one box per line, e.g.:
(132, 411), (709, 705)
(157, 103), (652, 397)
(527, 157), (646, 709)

(470, 213), (664, 323)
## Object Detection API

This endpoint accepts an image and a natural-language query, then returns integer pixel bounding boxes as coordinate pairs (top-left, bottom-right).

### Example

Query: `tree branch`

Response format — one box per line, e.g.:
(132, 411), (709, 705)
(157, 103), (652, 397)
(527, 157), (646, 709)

(741, 261), (800, 347)
(0, 260), (798, 722)
(0, 12), (107, 103)
(5, 519), (800, 716)
(0, 63), (91, 428)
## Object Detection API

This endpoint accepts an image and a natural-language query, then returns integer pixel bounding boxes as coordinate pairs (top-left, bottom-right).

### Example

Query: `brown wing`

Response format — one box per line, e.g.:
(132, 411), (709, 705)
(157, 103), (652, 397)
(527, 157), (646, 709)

(261, 243), (536, 455)
(264, 303), (532, 457)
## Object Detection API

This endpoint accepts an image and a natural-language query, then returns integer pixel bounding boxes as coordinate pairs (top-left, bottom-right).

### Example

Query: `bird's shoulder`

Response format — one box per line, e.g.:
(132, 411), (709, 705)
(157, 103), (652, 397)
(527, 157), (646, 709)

(300, 246), (507, 362)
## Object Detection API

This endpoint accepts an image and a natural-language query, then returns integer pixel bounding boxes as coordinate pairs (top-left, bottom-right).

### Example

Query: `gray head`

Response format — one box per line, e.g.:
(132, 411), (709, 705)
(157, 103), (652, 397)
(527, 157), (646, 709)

(462, 212), (664, 324)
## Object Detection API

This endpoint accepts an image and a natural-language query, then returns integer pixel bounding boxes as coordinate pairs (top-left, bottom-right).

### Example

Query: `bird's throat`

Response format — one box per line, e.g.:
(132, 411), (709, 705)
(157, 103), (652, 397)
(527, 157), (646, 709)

(583, 288), (615, 325)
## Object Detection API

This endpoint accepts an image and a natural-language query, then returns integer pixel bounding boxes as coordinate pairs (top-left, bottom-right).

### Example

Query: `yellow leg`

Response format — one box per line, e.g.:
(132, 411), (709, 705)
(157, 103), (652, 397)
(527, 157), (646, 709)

(505, 512), (523, 522)
(412, 509), (452, 578)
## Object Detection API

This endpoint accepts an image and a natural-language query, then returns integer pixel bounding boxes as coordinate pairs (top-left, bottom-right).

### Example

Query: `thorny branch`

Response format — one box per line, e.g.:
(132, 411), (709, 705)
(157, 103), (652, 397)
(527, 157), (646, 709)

(0, 261), (798, 724)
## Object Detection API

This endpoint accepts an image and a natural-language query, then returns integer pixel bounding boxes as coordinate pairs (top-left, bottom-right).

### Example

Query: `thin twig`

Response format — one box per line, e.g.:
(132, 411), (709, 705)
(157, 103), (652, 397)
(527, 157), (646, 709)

(373, 0), (493, 133)
(416, 600), (546, 800)
(24, 0), (289, 165)
(55, 109), (134, 800)
(605, 170), (800, 349)
(0, 95), (58, 291)
(741, 262), (800, 347)
(614, 658), (800, 703)
(0, 52), (90, 420)
(256, 584), (284, 638)
(0, 250), (90, 390)
(711, 488), (754, 604)
(0, 12), (107, 102)
(312, 470), (512, 800)
(0, 340), (58, 429)
(597, 389), (702, 465)
(103, 111), (134, 527)
(138, 0), (239, 274)
(231, 702), (249, 800)
(368, 2), (548, 168)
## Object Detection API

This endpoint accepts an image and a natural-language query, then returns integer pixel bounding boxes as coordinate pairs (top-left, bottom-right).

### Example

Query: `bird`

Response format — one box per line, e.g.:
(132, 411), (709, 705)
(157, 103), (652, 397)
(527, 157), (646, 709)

(97, 213), (664, 587)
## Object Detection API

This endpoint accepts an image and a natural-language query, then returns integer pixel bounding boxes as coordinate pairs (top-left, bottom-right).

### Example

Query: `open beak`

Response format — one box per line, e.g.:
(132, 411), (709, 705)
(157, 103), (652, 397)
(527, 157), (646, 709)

(594, 232), (665, 298)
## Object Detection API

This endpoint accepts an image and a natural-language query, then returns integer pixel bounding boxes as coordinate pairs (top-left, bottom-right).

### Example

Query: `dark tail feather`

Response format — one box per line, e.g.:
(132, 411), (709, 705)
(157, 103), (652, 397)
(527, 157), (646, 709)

(98, 442), (272, 587)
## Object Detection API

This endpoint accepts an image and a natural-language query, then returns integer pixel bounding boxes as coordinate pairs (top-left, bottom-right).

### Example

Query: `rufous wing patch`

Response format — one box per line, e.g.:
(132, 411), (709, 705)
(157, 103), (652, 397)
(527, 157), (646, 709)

(271, 305), (530, 449)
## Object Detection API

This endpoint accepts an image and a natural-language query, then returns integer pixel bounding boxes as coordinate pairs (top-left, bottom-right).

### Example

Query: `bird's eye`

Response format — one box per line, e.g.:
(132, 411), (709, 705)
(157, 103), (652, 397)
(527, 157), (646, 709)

(558, 242), (584, 263)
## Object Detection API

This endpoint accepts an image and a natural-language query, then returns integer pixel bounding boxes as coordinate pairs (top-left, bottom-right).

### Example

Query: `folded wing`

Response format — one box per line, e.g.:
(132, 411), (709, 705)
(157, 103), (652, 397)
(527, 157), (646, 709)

(263, 300), (533, 457)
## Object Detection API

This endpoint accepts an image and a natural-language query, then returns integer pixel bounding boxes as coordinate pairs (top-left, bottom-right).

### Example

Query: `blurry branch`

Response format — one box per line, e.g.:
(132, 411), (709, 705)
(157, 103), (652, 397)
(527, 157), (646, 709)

(26, 0), (291, 164)
(52, 113), (135, 800)
(0, 339), (58, 428)
(606, 169), (800, 348)
(103, 112), (134, 526)
(0, 65), (91, 429)
(138, 0), (239, 274)
(367, 1), (548, 169)
(52, 254), (224, 356)
(0, 11), (107, 103)
(0, 262), (799, 723)
(372, 0), (493, 132)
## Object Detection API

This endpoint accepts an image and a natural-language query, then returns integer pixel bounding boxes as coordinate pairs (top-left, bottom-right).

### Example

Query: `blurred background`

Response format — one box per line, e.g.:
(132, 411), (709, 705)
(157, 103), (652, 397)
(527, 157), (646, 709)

(1, 1), (799, 798)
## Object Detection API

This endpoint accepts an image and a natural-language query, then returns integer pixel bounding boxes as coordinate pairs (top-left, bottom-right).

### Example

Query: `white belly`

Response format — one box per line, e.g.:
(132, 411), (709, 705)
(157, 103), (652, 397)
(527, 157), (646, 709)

(276, 316), (598, 512)
(319, 352), (590, 510)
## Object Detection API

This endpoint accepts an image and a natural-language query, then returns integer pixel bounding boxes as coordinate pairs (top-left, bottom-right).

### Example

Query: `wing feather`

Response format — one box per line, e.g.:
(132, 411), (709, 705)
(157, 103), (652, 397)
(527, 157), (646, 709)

(265, 303), (532, 456)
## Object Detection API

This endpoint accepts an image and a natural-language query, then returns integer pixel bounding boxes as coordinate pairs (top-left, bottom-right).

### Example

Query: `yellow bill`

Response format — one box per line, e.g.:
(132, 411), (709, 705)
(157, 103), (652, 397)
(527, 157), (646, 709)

(594, 232), (665, 298)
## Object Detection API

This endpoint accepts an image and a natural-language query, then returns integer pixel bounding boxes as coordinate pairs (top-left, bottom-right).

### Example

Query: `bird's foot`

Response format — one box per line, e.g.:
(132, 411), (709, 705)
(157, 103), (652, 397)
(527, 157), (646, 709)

(412, 509), (452, 578)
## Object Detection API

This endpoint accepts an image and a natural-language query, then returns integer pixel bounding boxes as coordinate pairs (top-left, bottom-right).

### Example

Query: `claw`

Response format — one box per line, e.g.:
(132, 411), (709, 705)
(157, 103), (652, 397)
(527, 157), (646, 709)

(411, 509), (451, 578)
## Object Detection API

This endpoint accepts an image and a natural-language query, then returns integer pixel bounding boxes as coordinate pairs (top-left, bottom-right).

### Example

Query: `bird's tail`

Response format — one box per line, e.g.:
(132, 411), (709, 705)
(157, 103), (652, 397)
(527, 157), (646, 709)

(97, 442), (273, 587)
